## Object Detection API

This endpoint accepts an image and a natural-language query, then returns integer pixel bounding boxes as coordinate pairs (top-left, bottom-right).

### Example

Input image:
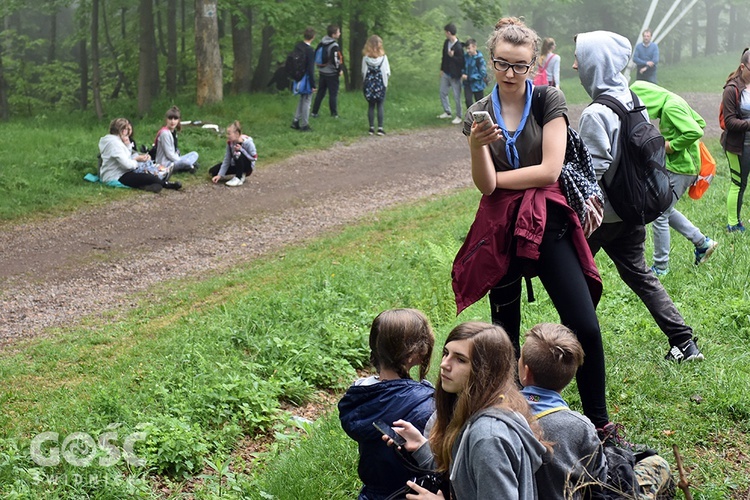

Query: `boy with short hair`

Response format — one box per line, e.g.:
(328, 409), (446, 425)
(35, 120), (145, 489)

(519, 323), (675, 499)
(462, 38), (487, 109)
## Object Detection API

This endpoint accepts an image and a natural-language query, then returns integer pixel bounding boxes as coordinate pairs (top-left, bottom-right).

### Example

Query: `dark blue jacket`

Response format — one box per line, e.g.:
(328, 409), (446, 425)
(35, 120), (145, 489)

(338, 378), (435, 500)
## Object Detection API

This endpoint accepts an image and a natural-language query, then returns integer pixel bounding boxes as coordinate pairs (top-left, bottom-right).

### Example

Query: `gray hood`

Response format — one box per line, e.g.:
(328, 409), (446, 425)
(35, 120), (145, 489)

(576, 31), (631, 100)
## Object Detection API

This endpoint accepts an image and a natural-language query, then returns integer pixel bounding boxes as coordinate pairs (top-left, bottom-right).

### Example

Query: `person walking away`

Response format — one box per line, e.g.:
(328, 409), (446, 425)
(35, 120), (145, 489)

(540, 38), (561, 88)
(361, 34), (391, 136)
(462, 38), (487, 109)
(720, 48), (750, 232)
(633, 30), (659, 83)
(574, 30), (705, 363)
(436, 23), (465, 125)
(291, 27), (316, 132)
(311, 24), (344, 119)
(630, 80), (718, 275)
(338, 309), (435, 500)
(154, 105), (199, 174)
(209, 121), (257, 187)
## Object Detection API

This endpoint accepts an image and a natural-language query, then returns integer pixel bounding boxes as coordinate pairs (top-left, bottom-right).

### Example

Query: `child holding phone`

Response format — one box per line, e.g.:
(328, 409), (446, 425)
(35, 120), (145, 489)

(338, 309), (435, 500)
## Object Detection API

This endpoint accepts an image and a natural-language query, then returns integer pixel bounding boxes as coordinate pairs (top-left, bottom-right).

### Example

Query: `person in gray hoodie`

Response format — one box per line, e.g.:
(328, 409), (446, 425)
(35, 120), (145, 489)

(311, 24), (343, 118)
(389, 322), (547, 500)
(574, 31), (704, 365)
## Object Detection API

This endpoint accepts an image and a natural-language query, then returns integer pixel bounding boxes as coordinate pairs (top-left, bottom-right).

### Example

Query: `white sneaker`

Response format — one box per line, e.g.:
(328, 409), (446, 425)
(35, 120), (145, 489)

(451, 116), (463, 125)
(226, 175), (245, 187)
(437, 112), (451, 119)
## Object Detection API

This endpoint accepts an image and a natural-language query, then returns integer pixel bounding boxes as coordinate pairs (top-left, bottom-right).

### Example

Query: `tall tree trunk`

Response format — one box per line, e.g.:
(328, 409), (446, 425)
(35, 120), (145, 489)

(0, 22), (8, 121)
(703, 0), (722, 56)
(91, 0), (104, 119)
(102, 0), (132, 99)
(166, 0), (178, 95)
(231, 7), (252, 94)
(180, 0), (187, 85)
(195, 0), (222, 106)
(138, 0), (160, 114)
(250, 23), (273, 92)
(78, 11), (89, 110)
(48, 10), (58, 63)
(349, 14), (367, 89)
(727, 5), (739, 52)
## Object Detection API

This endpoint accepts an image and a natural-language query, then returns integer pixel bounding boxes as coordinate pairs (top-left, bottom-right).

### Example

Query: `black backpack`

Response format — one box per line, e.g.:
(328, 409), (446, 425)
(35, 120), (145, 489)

(592, 91), (674, 225)
(363, 61), (385, 102)
(285, 44), (307, 82)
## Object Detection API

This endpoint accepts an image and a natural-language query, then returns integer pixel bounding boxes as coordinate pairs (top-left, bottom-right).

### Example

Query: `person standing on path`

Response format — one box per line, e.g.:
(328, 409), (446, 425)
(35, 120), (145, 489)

(633, 30), (659, 83)
(291, 27), (316, 132)
(437, 23), (465, 125)
(362, 34), (391, 136)
(720, 48), (750, 233)
(311, 24), (344, 119)
(461, 38), (487, 109)
(575, 30), (704, 363)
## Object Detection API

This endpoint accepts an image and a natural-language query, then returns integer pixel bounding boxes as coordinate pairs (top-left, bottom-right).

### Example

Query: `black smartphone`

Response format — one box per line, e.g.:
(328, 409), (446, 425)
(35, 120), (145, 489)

(372, 419), (406, 447)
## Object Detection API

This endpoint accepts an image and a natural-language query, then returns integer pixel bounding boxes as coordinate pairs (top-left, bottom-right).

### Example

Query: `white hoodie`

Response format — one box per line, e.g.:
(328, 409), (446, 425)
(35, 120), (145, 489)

(98, 134), (137, 184)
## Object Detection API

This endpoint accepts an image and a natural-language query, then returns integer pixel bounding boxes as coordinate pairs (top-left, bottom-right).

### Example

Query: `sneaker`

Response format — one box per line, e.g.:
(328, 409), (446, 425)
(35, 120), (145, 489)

(437, 112), (451, 119)
(311, 113), (319, 118)
(377, 128), (385, 136)
(727, 222), (745, 232)
(290, 121), (300, 130)
(369, 127), (375, 136)
(163, 181), (182, 190)
(451, 116), (463, 125)
(665, 338), (704, 363)
(596, 422), (645, 452)
(650, 265), (669, 277)
(226, 175), (245, 187)
(299, 125), (312, 132)
(694, 237), (719, 265)
(143, 183), (163, 193)
(332, 114), (339, 118)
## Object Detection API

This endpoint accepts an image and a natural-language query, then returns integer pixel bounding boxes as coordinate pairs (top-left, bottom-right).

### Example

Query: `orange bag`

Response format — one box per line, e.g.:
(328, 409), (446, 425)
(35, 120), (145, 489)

(688, 142), (716, 200)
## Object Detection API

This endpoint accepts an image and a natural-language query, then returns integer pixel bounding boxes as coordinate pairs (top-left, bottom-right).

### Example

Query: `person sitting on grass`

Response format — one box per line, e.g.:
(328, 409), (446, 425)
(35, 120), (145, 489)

(154, 105), (200, 174)
(338, 308), (436, 500)
(209, 121), (257, 187)
(98, 117), (181, 193)
(519, 322), (675, 499)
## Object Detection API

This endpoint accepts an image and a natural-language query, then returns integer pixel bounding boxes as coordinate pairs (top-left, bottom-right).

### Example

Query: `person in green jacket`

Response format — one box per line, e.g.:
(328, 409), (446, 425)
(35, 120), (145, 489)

(630, 80), (719, 275)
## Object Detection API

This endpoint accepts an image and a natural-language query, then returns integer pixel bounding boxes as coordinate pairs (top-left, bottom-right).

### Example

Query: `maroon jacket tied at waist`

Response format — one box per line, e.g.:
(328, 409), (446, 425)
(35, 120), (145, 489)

(451, 183), (602, 315)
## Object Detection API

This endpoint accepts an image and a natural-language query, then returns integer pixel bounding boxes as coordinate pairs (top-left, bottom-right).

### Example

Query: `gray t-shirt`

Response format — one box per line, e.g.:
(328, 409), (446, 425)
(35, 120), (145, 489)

(462, 86), (568, 172)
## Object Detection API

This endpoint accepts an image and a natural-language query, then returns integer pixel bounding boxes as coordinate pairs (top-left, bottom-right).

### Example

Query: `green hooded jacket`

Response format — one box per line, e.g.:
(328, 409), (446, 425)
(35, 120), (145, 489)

(630, 80), (705, 175)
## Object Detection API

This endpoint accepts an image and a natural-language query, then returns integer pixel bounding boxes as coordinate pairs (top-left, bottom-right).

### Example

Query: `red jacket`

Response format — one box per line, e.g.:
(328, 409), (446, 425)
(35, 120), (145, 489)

(452, 183), (602, 315)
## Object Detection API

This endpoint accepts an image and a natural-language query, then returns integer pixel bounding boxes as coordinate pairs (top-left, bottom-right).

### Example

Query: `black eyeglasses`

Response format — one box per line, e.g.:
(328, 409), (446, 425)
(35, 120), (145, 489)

(491, 58), (535, 75)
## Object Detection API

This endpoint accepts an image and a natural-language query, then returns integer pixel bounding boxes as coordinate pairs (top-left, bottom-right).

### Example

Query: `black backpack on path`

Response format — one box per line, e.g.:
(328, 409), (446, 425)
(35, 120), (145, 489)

(592, 91), (674, 225)
(285, 44), (307, 82)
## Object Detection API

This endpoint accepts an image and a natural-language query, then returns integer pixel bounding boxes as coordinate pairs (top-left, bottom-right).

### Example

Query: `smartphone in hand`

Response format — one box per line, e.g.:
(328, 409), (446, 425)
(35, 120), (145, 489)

(472, 111), (495, 129)
(373, 419), (406, 447)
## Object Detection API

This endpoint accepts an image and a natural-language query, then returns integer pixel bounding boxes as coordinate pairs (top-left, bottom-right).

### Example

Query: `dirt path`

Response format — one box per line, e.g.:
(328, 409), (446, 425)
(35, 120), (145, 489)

(0, 94), (722, 348)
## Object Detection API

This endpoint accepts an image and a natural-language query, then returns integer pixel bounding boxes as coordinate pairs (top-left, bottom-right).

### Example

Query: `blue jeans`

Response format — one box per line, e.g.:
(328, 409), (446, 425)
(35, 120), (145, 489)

(651, 171), (703, 269)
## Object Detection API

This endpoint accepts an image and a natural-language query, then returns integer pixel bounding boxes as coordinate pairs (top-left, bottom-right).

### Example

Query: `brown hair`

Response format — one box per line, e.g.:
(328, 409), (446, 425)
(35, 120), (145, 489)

(303, 27), (315, 41)
(369, 309), (434, 381)
(488, 17), (539, 60)
(227, 120), (242, 136)
(429, 322), (546, 472)
(541, 37), (555, 57)
(108, 117), (130, 136)
(521, 323), (584, 392)
(363, 35), (385, 58)
(725, 47), (750, 84)
(165, 106), (182, 132)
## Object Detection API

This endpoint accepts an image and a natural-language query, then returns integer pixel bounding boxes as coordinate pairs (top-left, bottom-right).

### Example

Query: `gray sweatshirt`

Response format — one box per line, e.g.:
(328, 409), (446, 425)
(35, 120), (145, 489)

(576, 31), (650, 223)
(412, 407), (545, 499)
(155, 128), (180, 167)
(98, 134), (137, 184)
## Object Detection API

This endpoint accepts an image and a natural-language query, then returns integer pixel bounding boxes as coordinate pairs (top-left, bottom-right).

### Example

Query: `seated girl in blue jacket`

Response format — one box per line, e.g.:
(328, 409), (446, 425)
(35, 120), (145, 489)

(338, 309), (435, 500)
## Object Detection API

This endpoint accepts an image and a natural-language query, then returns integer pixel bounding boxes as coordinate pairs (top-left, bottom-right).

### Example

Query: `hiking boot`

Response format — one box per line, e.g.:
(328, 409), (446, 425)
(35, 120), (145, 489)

(665, 338), (704, 363)
(451, 116), (463, 125)
(290, 120), (300, 130)
(377, 128), (386, 136)
(727, 222), (745, 233)
(596, 422), (645, 452)
(163, 181), (182, 190)
(369, 127), (375, 136)
(143, 183), (163, 193)
(694, 237), (718, 265)
(650, 264), (669, 277)
(437, 112), (451, 119)
(226, 175), (245, 187)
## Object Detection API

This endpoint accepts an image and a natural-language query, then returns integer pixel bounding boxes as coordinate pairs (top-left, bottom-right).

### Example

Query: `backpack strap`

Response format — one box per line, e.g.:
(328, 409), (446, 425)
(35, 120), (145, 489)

(593, 91), (645, 121)
(530, 85), (548, 127)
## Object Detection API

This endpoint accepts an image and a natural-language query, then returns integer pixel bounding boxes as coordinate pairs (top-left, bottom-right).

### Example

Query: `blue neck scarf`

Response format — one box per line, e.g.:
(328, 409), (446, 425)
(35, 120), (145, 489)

(491, 80), (533, 169)
(520, 385), (568, 416)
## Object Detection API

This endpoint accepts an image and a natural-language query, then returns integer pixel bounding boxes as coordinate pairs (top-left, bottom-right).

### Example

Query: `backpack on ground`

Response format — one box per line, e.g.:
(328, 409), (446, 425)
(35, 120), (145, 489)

(314, 41), (336, 68)
(285, 44), (307, 82)
(719, 86), (740, 130)
(532, 56), (552, 86)
(531, 85), (604, 237)
(688, 142), (717, 200)
(592, 91), (674, 225)
(363, 61), (385, 102)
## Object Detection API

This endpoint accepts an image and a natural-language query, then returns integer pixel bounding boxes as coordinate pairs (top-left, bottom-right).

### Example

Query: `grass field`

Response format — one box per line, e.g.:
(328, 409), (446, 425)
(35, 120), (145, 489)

(1, 53), (749, 498)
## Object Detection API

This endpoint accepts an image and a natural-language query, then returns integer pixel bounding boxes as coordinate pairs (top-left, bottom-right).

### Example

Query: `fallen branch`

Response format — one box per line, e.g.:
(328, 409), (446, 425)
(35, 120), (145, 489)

(672, 444), (692, 500)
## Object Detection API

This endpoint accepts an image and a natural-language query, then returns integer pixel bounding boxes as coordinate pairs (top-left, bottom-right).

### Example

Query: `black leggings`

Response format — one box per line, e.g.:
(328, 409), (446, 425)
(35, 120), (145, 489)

(209, 154), (254, 178)
(489, 208), (608, 427)
(119, 171), (164, 189)
(368, 94), (386, 129)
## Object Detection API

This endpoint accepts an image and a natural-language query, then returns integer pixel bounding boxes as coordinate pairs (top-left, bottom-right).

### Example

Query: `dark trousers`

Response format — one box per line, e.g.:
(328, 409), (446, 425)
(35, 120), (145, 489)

(464, 82), (484, 109)
(312, 74), (340, 116)
(587, 221), (693, 347)
(489, 207), (608, 427)
(208, 155), (254, 178)
(367, 93), (386, 128)
(119, 171), (163, 189)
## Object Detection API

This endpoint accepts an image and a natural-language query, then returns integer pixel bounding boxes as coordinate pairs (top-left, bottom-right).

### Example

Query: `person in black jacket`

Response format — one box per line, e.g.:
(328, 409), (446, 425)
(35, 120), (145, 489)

(437, 23), (465, 125)
(291, 27), (317, 132)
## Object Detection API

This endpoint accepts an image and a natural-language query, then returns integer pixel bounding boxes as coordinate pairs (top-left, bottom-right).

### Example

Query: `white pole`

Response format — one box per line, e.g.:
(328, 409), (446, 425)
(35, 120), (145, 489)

(640, 0), (660, 37)
(651, 0), (684, 39)
(653, 0), (699, 45)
